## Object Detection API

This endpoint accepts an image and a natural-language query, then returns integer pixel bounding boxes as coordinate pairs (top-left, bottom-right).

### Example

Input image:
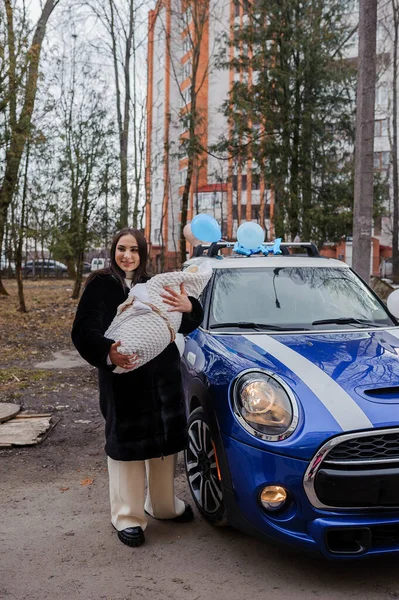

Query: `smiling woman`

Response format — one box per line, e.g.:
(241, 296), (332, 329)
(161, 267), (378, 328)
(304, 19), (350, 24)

(71, 227), (204, 548)
(114, 234), (141, 273)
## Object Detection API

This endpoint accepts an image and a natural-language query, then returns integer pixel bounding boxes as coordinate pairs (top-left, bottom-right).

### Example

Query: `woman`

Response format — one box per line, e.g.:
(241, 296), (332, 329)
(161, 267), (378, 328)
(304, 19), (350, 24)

(71, 227), (203, 548)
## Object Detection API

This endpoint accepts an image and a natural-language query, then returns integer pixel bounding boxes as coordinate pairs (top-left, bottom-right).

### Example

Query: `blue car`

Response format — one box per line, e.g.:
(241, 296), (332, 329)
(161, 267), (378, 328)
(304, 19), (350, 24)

(181, 242), (399, 559)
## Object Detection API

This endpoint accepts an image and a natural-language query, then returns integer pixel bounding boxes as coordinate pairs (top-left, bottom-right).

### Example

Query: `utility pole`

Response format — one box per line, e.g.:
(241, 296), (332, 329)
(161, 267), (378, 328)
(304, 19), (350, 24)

(352, 0), (378, 282)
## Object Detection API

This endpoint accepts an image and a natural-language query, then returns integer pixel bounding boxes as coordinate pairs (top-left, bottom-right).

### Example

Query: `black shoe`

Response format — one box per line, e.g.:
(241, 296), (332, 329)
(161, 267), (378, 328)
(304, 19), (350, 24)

(114, 526), (145, 547)
(171, 503), (194, 523)
(145, 502), (194, 523)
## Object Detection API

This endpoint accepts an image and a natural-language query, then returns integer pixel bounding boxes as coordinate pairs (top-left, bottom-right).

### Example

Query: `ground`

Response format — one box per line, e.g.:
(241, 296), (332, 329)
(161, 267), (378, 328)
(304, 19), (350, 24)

(1, 279), (399, 600)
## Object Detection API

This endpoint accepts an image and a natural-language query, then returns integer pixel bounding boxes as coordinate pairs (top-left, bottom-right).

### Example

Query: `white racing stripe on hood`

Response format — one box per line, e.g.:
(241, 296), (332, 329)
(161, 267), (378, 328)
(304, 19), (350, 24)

(243, 335), (373, 431)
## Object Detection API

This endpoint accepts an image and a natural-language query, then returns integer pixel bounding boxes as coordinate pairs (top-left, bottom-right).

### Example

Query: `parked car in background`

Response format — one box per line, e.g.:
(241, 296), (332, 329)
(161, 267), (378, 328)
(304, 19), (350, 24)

(82, 262), (91, 274)
(0, 255), (16, 274)
(91, 257), (107, 272)
(22, 259), (68, 277)
(181, 241), (399, 559)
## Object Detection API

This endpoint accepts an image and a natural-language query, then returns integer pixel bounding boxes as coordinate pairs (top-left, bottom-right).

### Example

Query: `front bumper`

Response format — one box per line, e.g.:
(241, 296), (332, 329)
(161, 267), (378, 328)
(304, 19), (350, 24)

(221, 432), (399, 558)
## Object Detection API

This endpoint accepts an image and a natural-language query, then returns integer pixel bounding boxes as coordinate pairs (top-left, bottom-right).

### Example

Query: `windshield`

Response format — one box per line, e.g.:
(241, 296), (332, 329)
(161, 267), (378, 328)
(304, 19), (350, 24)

(209, 267), (395, 331)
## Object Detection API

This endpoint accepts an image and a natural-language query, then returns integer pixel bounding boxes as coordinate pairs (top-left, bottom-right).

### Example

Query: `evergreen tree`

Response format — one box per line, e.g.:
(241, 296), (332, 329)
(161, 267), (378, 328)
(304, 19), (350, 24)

(220, 0), (356, 245)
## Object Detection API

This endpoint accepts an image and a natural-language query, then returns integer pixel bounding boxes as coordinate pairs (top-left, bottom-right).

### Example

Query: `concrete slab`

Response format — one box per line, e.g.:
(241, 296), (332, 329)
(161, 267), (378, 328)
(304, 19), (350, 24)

(0, 403), (21, 423)
(34, 350), (87, 369)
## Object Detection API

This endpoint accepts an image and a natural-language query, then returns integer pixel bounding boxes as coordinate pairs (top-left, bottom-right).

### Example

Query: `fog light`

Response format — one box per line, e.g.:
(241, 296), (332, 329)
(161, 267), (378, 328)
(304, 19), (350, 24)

(260, 486), (287, 511)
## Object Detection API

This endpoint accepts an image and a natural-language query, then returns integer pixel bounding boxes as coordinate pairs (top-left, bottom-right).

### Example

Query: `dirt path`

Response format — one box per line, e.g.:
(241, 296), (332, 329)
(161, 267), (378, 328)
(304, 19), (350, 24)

(2, 418), (399, 600)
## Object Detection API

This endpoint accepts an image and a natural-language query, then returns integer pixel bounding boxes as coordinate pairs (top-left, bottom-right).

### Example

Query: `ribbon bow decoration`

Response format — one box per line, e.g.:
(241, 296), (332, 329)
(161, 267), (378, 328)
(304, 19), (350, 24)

(233, 238), (282, 256)
(261, 238), (282, 256)
(233, 242), (260, 256)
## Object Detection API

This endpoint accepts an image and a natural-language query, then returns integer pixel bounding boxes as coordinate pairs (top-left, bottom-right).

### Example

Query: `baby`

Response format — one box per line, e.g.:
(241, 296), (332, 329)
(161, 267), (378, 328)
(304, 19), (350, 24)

(105, 260), (213, 373)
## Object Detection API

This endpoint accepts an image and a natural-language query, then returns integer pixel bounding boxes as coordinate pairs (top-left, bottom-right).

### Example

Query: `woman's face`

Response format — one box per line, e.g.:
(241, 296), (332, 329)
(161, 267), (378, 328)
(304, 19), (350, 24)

(115, 234), (140, 274)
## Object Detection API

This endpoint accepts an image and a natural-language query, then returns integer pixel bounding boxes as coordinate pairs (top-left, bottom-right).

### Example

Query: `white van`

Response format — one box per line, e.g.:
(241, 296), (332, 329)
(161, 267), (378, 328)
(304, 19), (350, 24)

(91, 258), (106, 272)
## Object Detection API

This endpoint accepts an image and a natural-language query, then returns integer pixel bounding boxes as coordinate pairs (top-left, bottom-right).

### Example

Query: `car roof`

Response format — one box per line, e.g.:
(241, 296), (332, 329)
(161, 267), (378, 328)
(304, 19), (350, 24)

(184, 256), (349, 270)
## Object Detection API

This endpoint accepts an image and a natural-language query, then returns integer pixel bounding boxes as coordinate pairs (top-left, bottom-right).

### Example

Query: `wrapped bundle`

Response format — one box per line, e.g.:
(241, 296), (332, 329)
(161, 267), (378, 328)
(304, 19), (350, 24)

(105, 260), (212, 373)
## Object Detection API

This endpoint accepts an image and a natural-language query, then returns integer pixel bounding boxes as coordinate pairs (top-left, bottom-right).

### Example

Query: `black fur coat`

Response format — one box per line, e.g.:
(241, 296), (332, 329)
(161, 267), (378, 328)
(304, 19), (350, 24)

(71, 273), (203, 461)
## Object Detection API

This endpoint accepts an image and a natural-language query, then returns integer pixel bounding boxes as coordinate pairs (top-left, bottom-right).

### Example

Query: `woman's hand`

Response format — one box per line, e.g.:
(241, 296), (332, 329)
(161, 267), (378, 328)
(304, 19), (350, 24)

(109, 341), (139, 370)
(161, 283), (193, 313)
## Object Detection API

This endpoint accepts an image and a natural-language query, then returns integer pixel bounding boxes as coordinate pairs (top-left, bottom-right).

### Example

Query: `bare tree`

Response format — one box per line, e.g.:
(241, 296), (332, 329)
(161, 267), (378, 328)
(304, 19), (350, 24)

(0, 0), (59, 296)
(88, 0), (148, 229)
(352, 0), (378, 282)
(54, 35), (117, 299)
(156, 0), (221, 266)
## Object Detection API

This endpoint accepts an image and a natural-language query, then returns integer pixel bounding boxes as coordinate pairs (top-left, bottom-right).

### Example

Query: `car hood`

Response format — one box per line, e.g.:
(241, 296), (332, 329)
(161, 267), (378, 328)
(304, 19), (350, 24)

(209, 328), (399, 458)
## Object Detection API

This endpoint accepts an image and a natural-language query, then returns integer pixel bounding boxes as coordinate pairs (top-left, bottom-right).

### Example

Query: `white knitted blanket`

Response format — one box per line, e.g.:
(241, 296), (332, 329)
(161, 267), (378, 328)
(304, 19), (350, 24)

(105, 261), (212, 373)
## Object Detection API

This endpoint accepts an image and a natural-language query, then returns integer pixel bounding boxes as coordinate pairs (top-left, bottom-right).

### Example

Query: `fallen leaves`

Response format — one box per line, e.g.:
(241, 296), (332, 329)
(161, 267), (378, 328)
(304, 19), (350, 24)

(80, 478), (94, 486)
(0, 279), (78, 364)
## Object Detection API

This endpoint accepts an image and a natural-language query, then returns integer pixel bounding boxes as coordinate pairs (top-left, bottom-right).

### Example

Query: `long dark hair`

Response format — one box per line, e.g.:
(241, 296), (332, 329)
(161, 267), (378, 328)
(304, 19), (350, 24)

(86, 228), (150, 288)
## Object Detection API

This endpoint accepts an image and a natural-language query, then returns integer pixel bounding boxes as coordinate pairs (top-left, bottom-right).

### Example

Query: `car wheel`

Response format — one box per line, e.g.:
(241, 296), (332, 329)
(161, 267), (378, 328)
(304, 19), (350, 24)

(185, 407), (228, 526)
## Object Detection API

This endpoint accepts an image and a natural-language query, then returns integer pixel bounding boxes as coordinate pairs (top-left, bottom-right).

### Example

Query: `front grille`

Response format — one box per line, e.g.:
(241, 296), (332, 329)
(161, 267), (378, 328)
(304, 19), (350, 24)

(326, 431), (399, 463)
(304, 428), (399, 510)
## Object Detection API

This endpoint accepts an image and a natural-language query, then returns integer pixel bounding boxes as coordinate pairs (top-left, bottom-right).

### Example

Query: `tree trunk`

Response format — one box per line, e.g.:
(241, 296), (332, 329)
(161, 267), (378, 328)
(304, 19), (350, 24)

(391, 0), (399, 283)
(15, 143), (30, 313)
(108, 0), (133, 228)
(0, 204), (9, 295)
(352, 0), (378, 282)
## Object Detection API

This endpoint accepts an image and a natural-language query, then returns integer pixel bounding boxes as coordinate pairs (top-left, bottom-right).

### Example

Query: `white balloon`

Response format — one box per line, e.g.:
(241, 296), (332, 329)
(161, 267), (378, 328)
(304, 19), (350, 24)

(387, 289), (399, 318)
(175, 333), (185, 356)
(183, 223), (201, 247)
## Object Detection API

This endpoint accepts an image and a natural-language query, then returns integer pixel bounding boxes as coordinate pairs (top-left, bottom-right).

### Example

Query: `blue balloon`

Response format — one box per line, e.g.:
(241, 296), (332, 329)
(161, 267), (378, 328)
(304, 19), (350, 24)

(191, 214), (221, 243)
(237, 222), (265, 250)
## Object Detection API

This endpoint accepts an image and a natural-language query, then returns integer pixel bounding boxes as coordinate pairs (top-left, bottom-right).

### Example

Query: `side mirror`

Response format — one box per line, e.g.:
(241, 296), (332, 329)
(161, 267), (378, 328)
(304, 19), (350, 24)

(387, 289), (399, 319)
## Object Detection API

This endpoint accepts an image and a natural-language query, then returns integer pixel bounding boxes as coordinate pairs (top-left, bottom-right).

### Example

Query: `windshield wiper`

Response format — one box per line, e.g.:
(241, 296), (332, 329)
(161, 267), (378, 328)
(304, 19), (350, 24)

(312, 317), (382, 327)
(210, 322), (309, 331)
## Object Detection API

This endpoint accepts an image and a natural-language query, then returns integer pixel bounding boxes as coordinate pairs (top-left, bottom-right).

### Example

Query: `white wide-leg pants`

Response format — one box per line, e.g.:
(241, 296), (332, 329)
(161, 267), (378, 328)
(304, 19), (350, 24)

(108, 454), (186, 531)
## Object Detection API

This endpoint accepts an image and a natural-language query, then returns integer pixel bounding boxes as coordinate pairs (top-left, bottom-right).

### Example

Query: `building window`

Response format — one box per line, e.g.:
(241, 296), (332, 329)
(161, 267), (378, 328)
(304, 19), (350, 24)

(377, 22), (386, 43)
(375, 118), (388, 137)
(375, 84), (388, 107)
(182, 35), (190, 56)
(232, 174), (247, 192)
(252, 172), (261, 190)
(183, 5), (192, 27)
(232, 204), (266, 221)
(180, 87), (191, 108)
(180, 115), (189, 134)
(234, 0), (250, 17)
(374, 151), (391, 170)
(180, 168), (188, 186)
(181, 60), (192, 82)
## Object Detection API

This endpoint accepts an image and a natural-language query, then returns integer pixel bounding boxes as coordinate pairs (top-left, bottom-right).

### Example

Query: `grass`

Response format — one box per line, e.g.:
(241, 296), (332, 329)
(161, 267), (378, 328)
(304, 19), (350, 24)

(0, 368), (53, 389)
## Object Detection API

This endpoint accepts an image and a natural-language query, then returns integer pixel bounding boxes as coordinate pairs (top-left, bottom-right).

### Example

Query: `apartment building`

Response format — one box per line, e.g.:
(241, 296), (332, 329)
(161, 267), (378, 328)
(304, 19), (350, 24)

(146, 0), (397, 269)
(146, 0), (250, 268)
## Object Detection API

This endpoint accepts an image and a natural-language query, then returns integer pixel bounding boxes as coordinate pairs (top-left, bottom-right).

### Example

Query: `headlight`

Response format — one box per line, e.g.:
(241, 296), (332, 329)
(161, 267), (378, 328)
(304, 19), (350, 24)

(233, 371), (298, 441)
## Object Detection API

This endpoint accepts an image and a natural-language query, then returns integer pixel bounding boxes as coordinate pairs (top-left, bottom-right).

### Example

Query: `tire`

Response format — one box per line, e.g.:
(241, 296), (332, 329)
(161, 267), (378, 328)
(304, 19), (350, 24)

(185, 407), (228, 526)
